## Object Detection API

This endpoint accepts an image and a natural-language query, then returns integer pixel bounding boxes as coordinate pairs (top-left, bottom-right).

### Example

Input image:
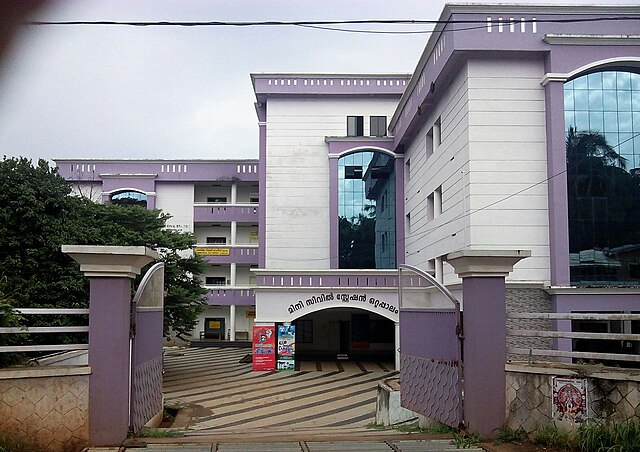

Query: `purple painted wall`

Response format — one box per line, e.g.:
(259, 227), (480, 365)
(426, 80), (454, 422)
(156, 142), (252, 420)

(193, 205), (258, 223)
(198, 247), (259, 265)
(88, 277), (131, 446)
(55, 159), (260, 183)
(257, 272), (398, 288)
(206, 288), (255, 306)
(462, 276), (507, 437)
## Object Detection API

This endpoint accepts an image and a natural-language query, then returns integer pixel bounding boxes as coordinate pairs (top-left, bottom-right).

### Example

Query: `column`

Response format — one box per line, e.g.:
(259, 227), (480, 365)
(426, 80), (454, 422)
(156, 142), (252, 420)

(230, 304), (237, 342)
(231, 182), (237, 205)
(394, 321), (400, 371)
(445, 249), (530, 438)
(62, 245), (159, 447)
(231, 220), (237, 246)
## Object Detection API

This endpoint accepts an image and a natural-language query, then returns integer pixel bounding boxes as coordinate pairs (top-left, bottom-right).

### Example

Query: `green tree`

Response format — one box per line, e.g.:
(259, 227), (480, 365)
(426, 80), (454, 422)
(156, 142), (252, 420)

(0, 157), (206, 347)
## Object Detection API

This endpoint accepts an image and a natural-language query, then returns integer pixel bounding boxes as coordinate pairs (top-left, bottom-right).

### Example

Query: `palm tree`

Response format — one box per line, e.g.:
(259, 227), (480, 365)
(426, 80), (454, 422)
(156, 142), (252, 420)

(566, 127), (640, 263)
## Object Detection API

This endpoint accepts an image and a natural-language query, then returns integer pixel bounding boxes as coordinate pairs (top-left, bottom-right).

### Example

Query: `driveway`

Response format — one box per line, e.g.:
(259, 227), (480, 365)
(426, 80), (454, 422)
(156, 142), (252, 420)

(162, 347), (397, 440)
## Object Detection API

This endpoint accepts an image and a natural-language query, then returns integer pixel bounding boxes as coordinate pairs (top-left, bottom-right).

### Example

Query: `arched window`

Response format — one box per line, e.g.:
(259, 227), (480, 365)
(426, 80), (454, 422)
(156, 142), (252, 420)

(564, 70), (640, 285)
(110, 190), (148, 208)
(338, 151), (396, 269)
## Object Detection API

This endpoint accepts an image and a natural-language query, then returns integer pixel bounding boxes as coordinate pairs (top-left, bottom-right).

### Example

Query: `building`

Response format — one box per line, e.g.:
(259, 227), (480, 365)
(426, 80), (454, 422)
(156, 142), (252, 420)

(56, 3), (640, 367)
(55, 159), (260, 342)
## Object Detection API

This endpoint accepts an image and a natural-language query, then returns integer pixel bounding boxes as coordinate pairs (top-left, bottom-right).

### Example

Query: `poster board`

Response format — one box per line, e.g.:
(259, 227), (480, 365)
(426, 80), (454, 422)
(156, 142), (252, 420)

(277, 324), (296, 371)
(252, 325), (276, 371)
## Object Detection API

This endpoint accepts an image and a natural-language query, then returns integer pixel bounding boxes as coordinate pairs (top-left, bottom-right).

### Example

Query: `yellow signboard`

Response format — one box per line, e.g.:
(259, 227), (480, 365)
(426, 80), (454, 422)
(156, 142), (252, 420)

(209, 321), (221, 329)
(195, 247), (230, 256)
(249, 231), (258, 239)
(246, 310), (256, 319)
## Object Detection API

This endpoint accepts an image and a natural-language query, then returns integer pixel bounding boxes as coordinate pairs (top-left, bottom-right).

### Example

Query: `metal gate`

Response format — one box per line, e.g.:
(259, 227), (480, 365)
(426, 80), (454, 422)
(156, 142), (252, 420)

(129, 262), (165, 434)
(398, 265), (464, 428)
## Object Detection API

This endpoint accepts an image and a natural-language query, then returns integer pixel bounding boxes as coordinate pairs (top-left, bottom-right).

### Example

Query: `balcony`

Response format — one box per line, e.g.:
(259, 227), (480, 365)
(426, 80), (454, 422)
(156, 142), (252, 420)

(194, 204), (258, 223)
(205, 288), (255, 306)
(194, 245), (259, 264)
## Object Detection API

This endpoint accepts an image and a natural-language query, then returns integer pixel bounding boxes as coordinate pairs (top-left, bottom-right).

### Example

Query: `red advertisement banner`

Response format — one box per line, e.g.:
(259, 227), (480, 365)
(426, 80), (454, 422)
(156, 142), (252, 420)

(252, 325), (276, 371)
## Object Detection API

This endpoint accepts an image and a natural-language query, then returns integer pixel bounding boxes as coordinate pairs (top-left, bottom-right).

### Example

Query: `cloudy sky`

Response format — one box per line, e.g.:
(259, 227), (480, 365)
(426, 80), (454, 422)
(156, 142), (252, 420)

(0, 0), (632, 162)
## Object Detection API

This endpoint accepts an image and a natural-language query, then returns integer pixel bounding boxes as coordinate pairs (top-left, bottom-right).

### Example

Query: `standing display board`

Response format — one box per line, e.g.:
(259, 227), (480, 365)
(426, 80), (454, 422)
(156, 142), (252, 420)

(277, 324), (296, 370)
(252, 325), (276, 371)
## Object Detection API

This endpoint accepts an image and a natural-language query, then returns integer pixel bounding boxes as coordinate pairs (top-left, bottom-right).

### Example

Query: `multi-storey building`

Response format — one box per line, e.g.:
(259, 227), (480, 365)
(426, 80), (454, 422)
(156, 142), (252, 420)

(56, 3), (640, 368)
(55, 159), (260, 342)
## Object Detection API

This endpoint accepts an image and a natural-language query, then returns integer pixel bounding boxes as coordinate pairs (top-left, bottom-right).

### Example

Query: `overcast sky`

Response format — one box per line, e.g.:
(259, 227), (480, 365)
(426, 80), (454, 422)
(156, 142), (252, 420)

(0, 0), (633, 162)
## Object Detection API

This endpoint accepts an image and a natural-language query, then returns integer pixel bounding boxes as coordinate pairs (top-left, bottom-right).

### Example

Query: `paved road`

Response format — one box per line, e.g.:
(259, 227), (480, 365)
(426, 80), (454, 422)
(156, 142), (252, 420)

(162, 347), (397, 438)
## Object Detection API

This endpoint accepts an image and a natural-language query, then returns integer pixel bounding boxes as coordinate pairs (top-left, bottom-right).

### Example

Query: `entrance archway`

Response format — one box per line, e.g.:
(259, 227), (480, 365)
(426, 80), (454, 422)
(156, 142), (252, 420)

(293, 308), (395, 365)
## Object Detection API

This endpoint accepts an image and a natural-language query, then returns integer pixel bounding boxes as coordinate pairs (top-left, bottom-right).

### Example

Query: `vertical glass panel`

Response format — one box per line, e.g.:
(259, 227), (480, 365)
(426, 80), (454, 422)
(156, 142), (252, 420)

(565, 70), (640, 286)
(589, 112), (603, 132)
(618, 91), (632, 111)
(617, 71), (631, 90)
(602, 72), (617, 89)
(338, 151), (396, 269)
(588, 90), (603, 110)
(587, 72), (603, 90)
(603, 90), (618, 111)
(564, 89), (574, 110)
(574, 89), (589, 110)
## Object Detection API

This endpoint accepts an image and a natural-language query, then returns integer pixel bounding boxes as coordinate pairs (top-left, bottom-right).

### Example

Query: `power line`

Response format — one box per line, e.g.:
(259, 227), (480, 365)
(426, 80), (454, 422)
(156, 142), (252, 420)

(26, 16), (640, 36)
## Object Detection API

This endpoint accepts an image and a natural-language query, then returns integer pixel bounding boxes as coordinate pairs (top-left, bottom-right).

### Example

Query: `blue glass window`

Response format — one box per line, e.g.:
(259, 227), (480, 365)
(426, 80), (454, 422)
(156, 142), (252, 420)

(110, 191), (148, 208)
(565, 70), (640, 285)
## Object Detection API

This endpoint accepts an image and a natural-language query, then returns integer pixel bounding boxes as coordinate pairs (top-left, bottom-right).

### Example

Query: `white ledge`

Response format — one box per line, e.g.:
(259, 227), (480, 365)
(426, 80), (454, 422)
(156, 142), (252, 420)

(445, 249), (531, 278)
(62, 245), (160, 278)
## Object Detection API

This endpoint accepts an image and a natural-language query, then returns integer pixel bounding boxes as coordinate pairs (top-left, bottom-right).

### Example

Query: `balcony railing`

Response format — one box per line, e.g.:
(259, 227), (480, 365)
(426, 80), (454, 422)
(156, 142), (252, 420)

(193, 204), (258, 222)
(205, 288), (255, 306)
(194, 245), (258, 264)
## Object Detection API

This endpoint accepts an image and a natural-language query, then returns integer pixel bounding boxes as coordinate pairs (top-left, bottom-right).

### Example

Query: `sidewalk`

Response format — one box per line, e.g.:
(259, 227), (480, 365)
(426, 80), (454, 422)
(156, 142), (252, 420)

(86, 438), (485, 451)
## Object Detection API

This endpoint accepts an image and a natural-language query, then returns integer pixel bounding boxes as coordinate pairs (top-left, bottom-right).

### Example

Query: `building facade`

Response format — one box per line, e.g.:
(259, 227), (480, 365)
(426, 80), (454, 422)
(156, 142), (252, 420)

(55, 159), (260, 342)
(56, 3), (640, 367)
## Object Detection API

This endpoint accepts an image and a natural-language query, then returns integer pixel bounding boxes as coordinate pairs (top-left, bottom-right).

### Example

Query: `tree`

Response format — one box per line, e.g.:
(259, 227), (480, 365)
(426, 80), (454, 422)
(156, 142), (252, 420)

(0, 157), (206, 345)
(566, 128), (640, 281)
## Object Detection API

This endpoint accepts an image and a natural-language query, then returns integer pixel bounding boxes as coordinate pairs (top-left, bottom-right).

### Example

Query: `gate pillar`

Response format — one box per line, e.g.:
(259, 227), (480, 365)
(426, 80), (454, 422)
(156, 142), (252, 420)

(63, 245), (159, 447)
(445, 249), (529, 438)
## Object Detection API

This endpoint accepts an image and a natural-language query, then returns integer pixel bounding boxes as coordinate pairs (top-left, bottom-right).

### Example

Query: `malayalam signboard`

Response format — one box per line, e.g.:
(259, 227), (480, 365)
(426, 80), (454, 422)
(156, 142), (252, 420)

(195, 247), (231, 256)
(252, 325), (276, 371)
(277, 324), (296, 371)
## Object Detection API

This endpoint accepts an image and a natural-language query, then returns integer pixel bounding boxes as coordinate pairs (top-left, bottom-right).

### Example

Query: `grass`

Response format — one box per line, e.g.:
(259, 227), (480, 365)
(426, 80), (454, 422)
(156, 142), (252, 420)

(531, 423), (576, 450)
(452, 431), (483, 449)
(577, 419), (640, 452)
(0, 431), (38, 452)
(137, 427), (184, 438)
(495, 426), (524, 445)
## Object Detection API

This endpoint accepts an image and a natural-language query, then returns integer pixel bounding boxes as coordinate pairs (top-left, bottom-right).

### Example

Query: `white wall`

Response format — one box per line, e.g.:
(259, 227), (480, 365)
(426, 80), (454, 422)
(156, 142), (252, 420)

(404, 64), (470, 285)
(403, 56), (550, 285)
(466, 56), (550, 284)
(194, 185), (231, 203)
(194, 226), (230, 244)
(156, 182), (195, 233)
(265, 97), (399, 269)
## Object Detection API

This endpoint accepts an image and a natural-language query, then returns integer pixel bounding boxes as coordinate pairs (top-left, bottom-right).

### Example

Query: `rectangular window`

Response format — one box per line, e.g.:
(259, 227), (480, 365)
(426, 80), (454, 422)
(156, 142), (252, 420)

(347, 116), (364, 137)
(405, 159), (411, 183)
(345, 165), (363, 179)
(370, 116), (387, 137)
(433, 117), (442, 148)
(427, 193), (434, 222)
(207, 196), (227, 203)
(205, 277), (227, 285)
(405, 212), (411, 236)
(381, 232), (387, 253)
(434, 186), (442, 217)
(206, 237), (226, 244)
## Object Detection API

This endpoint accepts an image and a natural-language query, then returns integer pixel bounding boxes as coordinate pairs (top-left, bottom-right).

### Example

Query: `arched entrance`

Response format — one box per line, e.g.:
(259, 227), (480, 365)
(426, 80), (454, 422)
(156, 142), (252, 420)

(293, 307), (395, 364)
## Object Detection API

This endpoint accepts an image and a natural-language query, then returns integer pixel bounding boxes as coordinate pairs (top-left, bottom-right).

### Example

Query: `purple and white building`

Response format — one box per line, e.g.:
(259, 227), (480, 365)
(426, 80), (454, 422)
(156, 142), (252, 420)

(57, 3), (640, 366)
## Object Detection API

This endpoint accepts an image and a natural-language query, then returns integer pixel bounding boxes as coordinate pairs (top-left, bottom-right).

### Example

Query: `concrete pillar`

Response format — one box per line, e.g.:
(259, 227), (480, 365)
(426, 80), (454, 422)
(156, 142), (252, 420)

(445, 249), (530, 438)
(394, 321), (400, 371)
(230, 262), (237, 287)
(230, 304), (237, 342)
(231, 182), (237, 205)
(62, 245), (159, 447)
(231, 220), (237, 246)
